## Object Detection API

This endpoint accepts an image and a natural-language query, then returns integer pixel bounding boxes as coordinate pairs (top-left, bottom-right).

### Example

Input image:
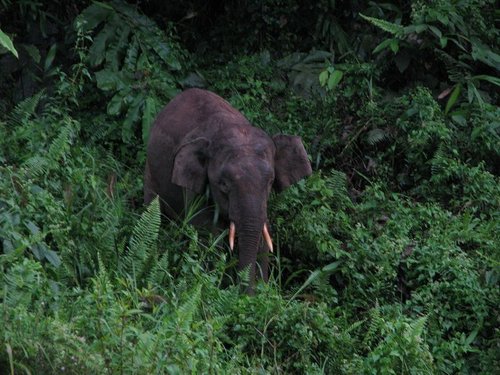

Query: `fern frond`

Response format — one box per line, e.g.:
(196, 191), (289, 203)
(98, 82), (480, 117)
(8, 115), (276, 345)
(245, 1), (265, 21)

(96, 251), (112, 290)
(366, 128), (390, 146)
(121, 197), (161, 282)
(176, 284), (202, 331)
(7, 90), (45, 128)
(22, 156), (50, 178)
(360, 14), (404, 37)
(430, 143), (449, 177)
(363, 306), (383, 349)
(88, 122), (113, 143)
(406, 316), (428, 342)
(98, 203), (123, 257)
(211, 288), (239, 316)
(47, 119), (78, 161)
(129, 197), (161, 256)
(435, 49), (470, 83)
(147, 252), (171, 285)
(327, 171), (353, 208)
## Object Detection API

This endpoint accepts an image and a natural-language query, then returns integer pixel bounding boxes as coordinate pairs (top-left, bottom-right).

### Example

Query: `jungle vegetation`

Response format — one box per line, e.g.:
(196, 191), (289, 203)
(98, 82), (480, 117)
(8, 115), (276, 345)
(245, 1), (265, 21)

(0, 1), (499, 373)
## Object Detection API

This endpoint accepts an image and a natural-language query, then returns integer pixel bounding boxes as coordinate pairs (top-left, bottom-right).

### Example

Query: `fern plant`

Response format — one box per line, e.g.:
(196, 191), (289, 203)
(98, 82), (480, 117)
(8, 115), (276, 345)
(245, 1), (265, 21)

(2, 90), (45, 162)
(119, 196), (161, 284)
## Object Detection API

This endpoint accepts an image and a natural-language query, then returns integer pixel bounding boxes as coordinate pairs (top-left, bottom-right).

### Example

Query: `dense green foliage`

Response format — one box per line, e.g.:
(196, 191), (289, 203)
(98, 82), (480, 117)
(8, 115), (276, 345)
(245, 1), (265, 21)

(1, 1), (499, 373)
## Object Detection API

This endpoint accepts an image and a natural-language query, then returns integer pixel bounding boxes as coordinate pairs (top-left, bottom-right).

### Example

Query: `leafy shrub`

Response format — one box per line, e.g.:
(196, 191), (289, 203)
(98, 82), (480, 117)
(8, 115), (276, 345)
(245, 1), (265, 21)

(360, 0), (500, 105)
(77, 0), (187, 146)
(0, 257), (100, 374)
(216, 287), (355, 373)
(345, 306), (434, 374)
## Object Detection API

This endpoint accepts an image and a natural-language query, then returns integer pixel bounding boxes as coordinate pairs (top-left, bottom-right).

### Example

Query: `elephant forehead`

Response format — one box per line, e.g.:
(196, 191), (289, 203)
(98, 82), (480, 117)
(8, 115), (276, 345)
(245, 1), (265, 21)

(224, 156), (274, 179)
(219, 124), (272, 143)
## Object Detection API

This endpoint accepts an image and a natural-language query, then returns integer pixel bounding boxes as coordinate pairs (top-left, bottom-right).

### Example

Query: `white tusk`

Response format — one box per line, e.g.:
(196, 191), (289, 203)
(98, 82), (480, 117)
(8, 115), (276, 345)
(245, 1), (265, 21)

(229, 222), (235, 251)
(263, 223), (274, 253)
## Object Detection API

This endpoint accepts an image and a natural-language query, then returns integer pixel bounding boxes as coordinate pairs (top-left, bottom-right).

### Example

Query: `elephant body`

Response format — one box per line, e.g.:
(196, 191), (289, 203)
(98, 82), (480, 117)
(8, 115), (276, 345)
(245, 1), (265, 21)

(144, 88), (311, 290)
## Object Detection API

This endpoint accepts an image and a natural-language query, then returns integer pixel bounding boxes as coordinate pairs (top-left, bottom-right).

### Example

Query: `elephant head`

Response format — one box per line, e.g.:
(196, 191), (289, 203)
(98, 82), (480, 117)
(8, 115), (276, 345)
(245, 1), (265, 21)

(170, 118), (311, 287)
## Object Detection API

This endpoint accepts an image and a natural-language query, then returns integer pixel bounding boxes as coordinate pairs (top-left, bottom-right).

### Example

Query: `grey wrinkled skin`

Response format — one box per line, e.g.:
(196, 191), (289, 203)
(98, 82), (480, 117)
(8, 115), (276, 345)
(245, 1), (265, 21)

(144, 88), (312, 292)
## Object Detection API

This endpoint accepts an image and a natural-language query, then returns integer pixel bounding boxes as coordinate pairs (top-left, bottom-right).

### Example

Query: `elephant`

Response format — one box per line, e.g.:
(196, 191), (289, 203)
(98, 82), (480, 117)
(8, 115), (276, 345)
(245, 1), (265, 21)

(144, 88), (312, 290)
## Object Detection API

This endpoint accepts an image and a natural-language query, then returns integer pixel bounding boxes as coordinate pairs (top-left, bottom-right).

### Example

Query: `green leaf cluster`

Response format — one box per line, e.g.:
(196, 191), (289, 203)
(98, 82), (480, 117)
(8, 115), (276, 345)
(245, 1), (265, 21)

(77, 1), (186, 144)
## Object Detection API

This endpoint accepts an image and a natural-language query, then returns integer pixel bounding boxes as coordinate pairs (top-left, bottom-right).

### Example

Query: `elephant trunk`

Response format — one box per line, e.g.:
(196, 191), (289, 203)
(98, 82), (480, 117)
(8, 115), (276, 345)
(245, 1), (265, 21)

(228, 195), (272, 292)
(237, 220), (263, 291)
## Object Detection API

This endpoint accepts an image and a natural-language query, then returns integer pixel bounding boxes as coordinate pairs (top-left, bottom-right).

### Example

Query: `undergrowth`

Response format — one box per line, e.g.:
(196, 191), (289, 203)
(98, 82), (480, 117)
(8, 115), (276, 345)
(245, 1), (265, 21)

(1, 1), (499, 374)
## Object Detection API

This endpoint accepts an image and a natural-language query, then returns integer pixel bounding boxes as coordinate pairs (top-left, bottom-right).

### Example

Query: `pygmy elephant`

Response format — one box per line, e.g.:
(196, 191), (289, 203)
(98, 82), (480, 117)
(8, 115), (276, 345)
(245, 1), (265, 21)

(144, 88), (312, 290)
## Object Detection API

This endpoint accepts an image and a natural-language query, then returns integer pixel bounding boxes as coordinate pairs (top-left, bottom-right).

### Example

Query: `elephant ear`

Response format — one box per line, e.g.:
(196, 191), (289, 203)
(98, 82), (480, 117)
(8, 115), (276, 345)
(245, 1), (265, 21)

(273, 134), (312, 192)
(172, 137), (210, 194)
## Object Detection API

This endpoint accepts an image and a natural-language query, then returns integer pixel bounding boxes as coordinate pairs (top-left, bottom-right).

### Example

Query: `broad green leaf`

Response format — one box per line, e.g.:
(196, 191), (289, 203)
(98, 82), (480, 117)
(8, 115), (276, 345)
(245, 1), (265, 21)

(22, 44), (40, 63)
(44, 43), (57, 72)
(327, 70), (344, 90)
(88, 23), (115, 67)
(438, 14), (449, 26)
(451, 113), (466, 126)
(373, 38), (393, 54)
(302, 50), (332, 63)
(43, 247), (62, 268)
(439, 37), (448, 48)
(471, 84), (484, 107)
(473, 75), (500, 87)
(319, 70), (329, 86)
(471, 40), (500, 71)
(137, 51), (151, 71)
(166, 54), (181, 71)
(0, 29), (18, 58)
(110, 25), (131, 70)
(3, 239), (14, 254)
(404, 25), (417, 33)
(428, 25), (442, 38)
(107, 92), (125, 115)
(25, 221), (40, 235)
(395, 52), (410, 72)
(95, 69), (119, 91)
(389, 39), (399, 53)
(94, 1), (114, 10)
(142, 97), (158, 144)
(415, 24), (428, 33)
(124, 37), (139, 71)
(153, 42), (171, 63)
(464, 327), (480, 346)
(76, 3), (111, 32)
(445, 84), (461, 114)
(122, 94), (144, 142)
(31, 243), (42, 260)
(467, 83), (475, 103)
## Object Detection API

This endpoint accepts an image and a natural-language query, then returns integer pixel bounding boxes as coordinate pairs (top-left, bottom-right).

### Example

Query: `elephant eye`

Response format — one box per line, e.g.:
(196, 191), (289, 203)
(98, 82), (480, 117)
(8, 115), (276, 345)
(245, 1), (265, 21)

(219, 180), (230, 194)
